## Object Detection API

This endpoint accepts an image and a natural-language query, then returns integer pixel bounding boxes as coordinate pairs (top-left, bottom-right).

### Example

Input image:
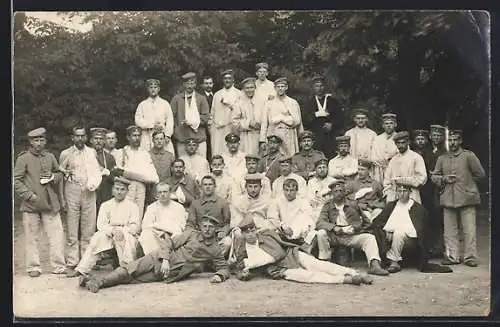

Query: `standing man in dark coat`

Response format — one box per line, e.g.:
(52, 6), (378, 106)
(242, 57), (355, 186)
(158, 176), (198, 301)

(89, 127), (116, 211)
(201, 76), (215, 159)
(301, 76), (346, 158)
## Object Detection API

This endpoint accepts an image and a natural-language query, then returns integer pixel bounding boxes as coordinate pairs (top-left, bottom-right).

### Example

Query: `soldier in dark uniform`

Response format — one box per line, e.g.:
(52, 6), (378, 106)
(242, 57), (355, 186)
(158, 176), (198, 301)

(291, 130), (326, 182)
(89, 127), (116, 211)
(301, 75), (346, 158)
(258, 134), (285, 185)
(201, 76), (214, 160)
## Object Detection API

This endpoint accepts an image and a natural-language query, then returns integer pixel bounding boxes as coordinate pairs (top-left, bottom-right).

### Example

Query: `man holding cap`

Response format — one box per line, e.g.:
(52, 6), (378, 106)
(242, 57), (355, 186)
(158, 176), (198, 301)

(259, 134), (285, 184)
(370, 113), (399, 184)
(179, 138), (210, 184)
(14, 127), (66, 277)
(328, 136), (358, 180)
(135, 78), (175, 154)
(79, 216), (230, 293)
(66, 177), (141, 278)
(383, 131), (427, 204)
(254, 62), (277, 102)
(59, 126), (102, 272)
(233, 77), (266, 155)
(211, 69), (242, 156)
(89, 127), (116, 209)
(271, 155), (307, 200)
(292, 130), (326, 182)
(431, 130), (485, 267)
(222, 132), (247, 182)
(344, 107), (377, 161)
(171, 72), (210, 158)
(260, 77), (304, 156)
(307, 158), (336, 222)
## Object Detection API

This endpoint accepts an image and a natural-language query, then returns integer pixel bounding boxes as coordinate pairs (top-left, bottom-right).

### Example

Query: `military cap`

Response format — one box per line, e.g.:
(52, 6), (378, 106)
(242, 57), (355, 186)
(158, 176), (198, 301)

(114, 176), (131, 186)
(245, 154), (261, 162)
(255, 62), (269, 70)
(266, 134), (283, 143)
(314, 158), (329, 168)
(393, 131), (410, 141)
(413, 129), (429, 138)
(200, 215), (220, 226)
(90, 127), (107, 137)
(27, 127), (47, 138)
(221, 69), (234, 77)
(311, 75), (325, 84)
(274, 77), (288, 86)
(240, 77), (256, 87)
(381, 113), (397, 122)
(449, 129), (462, 137)
(298, 130), (315, 141)
(238, 216), (256, 231)
(182, 72), (197, 81)
(429, 125), (446, 133)
(72, 127), (87, 135)
(126, 125), (142, 135)
(225, 133), (240, 143)
(185, 138), (199, 146)
(146, 78), (160, 87)
(358, 158), (373, 168)
(352, 107), (369, 117)
(328, 179), (346, 189)
(279, 155), (293, 164)
(244, 173), (263, 183)
(336, 135), (351, 144)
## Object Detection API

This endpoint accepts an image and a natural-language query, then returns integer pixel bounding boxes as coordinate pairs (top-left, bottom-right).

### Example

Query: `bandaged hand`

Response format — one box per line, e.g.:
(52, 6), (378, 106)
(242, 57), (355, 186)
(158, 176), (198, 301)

(160, 259), (170, 279)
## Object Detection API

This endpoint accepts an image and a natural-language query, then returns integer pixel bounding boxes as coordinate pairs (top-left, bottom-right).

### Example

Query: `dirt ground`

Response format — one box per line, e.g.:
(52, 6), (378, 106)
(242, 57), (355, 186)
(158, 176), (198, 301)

(12, 206), (491, 318)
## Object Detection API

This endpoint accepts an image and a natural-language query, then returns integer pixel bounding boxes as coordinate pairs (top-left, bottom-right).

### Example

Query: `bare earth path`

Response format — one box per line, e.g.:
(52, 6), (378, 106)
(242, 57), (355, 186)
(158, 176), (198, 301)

(13, 207), (491, 318)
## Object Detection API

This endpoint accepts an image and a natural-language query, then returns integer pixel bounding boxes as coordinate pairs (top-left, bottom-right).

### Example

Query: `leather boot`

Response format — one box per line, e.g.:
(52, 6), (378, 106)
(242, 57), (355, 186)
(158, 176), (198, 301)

(78, 274), (91, 288)
(85, 267), (130, 293)
(368, 259), (389, 276)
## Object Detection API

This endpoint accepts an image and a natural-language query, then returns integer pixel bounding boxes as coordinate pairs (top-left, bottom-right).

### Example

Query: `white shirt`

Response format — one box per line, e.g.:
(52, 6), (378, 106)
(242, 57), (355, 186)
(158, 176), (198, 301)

(135, 96), (174, 136)
(334, 203), (349, 226)
(345, 126), (377, 160)
(222, 151), (247, 182)
(268, 196), (315, 239)
(97, 198), (141, 236)
(114, 146), (159, 184)
(141, 200), (187, 236)
(179, 154), (210, 183)
(271, 173), (307, 199)
(328, 155), (358, 178)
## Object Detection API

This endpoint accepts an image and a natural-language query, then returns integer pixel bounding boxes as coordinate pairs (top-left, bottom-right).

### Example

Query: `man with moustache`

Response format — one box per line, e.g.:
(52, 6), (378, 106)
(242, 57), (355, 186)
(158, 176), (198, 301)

(258, 134), (285, 185)
(291, 130), (326, 182)
(89, 127), (116, 209)
(370, 113), (399, 184)
(236, 154), (272, 198)
(221, 133), (247, 183)
(328, 136), (358, 181)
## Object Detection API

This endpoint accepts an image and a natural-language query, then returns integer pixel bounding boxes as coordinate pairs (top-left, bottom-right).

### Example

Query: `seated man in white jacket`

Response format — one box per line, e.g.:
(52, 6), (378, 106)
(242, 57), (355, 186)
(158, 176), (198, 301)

(139, 182), (187, 255)
(67, 177), (141, 278)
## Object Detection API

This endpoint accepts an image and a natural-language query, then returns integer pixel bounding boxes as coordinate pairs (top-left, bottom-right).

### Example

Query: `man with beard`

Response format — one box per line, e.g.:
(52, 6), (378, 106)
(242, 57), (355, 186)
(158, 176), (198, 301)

(301, 76), (345, 158)
(179, 138), (210, 184)
(233, 77), (266, 155)
(258, 134), (285, 185)
(171, 72), (211, 158)
(328, 136), (358, 181)
(236, 154), (272, 198)
(254, 62), (276, 103)
(59, 127), (102, 274)
(383, 131), (427, 204)
(370, 183), (453, 274)
(79, 216), (230, 293)
(209, 155), (235, 201)
(104, 130), (121, 162)
(271, 156), (307, 200)
(14, 127), (66, 277)
(291, 130), (326, 182)
(221, 133), (247, 183)
(344, 108), (377, 161)
(147, 130), (175, 204)
(112, 125), (159, 219)
(211, 69), (242, 156)
(135, 78), (175, 154)
(165, 159), (200, 209)
(66, 177), (140, 278)
(89, 128), (116, 210)
(431, 130), (485, 267)
(260, 77), (304, 156)
(307, 158), (336, 222)
(369, 113), (399, 184)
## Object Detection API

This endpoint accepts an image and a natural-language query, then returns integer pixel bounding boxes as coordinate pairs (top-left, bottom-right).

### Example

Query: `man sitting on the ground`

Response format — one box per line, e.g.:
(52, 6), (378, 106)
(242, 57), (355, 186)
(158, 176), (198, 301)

(315, 179), (389, 276)
(139, 182), (187, 255)
(371, 183), (453, 274)
(67, 177), (141, 278)
(79, 216), (230, 293)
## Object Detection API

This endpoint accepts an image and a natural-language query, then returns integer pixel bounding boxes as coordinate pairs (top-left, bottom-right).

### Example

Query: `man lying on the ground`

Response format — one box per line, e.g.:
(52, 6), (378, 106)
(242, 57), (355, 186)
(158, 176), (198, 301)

(67, 177), (141, 278)
(315, 179), (389, 276)
(139, 182), (187, 255)
(371, 183), (453, 274)
(233, 216), (373, 286)
(79, 215), (230, 293)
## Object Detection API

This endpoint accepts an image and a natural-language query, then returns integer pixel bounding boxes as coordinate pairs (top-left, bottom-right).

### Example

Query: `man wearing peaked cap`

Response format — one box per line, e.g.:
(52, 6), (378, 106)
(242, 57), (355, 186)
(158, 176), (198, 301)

(370, 112), (399, 184)
(272, 154), (307, 199)
(237, 154), (272, 198)
(392, 131), (410, 142)
(292, 130), (326, 182)
(14, 127), (67, 277)
(273, 77), (288, 86)
(307, 157), (336, 220)
(135, 77), (175, 155)
(259, 134), (285, 185)
(345, 106), (377, 162)
(147, 129), (175, 204)
(412, 129), (430, 158)
(328, 135), (358, 181)
(225, 132), (240, 143)
(255, 62), (277, 102)
(179, 137), (210, 184)
(211, 68), (243, 157)
(182, 72), (197, 81)
(222, 132), (247, 182)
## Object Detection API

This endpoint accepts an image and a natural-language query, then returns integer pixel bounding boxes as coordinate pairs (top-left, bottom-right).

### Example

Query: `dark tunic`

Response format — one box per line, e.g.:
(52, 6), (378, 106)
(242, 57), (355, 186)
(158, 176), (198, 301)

(258, 150), (284, 185)
(95, 149), (116, 210)
(291, 149), (326, 181)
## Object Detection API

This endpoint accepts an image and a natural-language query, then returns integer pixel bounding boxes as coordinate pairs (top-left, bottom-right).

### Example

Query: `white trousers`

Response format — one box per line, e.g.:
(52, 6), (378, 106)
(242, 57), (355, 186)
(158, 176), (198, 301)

(317, 229), (381, 264)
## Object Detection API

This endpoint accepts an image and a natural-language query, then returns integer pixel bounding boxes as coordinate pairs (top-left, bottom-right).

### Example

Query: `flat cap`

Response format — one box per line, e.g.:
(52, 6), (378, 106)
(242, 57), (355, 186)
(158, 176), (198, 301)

(393, 131), (410, 141)
(27, 127), (46, 138)
(114, 176), (131, 186)
(279, 155), (293, 163)
(266, 134), (283, 143)
(146, 78), (160, 87)
(126, 125), (142, 134)
(429, 125), (446, 133)
(314, 158), (329, 168)
(200, 215), (219, 226)
(328, 179), (346, 189)
(90, 127), (108, 137)
(225, 132), (240, 143)
(245, 154), (261, 161)
(413, 129), (429, 138)
(185, 138), (199, 145)
(336, 135), (351, 144)
(274, 77), (288, 86)
(311, 75), (325, 83)
(298, 130), (315, 141)
(244, 173), (263, 182)
(72, 127), (86, 134)
(221, 69), (234, 77)
(240, 77), (256, 87)
(358, 159), (373, 168)
(352, 107), (369, 117)
(381, 113), (397, 122)
(449, 129), (462, 137)
(238, 216), (256, 231)
(255, 62), (269, 70)
(182, 72), (197, 81)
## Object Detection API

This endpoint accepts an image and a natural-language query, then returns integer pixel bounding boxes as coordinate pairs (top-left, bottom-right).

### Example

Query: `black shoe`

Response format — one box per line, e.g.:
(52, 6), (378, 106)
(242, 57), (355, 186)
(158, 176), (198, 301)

(464, 259), (478, 267)
(28, 271), (41, 278)
(441, 258), (460, 265)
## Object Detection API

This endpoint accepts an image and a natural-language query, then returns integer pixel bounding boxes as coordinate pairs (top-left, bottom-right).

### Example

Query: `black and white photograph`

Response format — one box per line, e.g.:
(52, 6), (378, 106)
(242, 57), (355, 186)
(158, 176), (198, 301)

(12, 10), (491, 318)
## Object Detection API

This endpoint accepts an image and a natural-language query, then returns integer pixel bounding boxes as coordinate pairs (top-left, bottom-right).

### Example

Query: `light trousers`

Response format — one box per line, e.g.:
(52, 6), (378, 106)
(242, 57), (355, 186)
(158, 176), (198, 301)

(176, 141), (207, 158)
(126, 181), (146, 220)
(317, 229), (381, 264)
(283, 251), (358, 284)
(22, 212), (66, 273)
(138, 229), (167, 255)
(65, 182), (97, 267)
(443, 206), (478, 262)
(385, 231), (415, 262)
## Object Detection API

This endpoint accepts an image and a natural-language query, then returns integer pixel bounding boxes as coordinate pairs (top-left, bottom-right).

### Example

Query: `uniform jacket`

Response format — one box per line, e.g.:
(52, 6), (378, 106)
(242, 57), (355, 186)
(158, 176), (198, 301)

(315, 201), (370, 234)
(171, 91), (210, 143)
(292, 149), (326, 181)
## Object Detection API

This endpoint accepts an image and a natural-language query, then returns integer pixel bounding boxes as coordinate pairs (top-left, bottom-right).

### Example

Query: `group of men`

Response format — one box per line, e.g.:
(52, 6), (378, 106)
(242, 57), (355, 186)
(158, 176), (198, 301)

(14, 61), (486, 293)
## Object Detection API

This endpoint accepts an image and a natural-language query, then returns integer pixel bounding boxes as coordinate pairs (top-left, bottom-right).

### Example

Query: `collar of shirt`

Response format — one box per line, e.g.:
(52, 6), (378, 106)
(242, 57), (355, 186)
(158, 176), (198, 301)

(185, 92), (195, 99)
(201, 195), (218, 204)
(205, 91), (213, 97)
(28, 148), (44, 157)
(448, 148), (464, 157)
(71, 145), (88, 153)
